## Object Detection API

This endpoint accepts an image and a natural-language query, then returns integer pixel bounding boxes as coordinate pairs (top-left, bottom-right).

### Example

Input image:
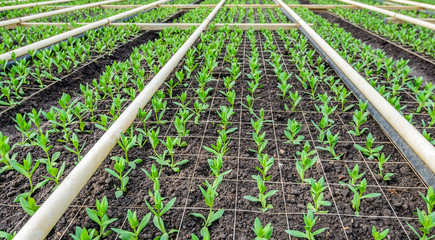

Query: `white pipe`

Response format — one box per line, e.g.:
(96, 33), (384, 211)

(0, 0), (124, 28)
(337, 0), (435, 30)
(0, 0), (169, 61)
(0, 0), (74, 11)
(13, 0), (225, 239)
(275, 0), (435, 172)
(387, 0), (435, 10)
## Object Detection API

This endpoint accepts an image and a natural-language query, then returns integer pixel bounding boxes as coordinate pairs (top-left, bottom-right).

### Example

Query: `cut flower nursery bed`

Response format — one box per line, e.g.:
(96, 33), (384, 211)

(1, 0), (435, 239)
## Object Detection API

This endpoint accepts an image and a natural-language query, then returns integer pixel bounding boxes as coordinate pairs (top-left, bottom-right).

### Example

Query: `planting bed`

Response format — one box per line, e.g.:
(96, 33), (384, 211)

(1, 0), (435, 239)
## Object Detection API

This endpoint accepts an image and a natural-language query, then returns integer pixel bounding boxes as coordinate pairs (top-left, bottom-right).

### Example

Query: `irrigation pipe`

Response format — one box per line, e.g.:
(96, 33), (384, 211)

(13, 0), (225, 238)
(275, 0), (435, 176)
(387, 0), (435, 10)
(0, 0), (170, 61)
(0, 0), (74, 11)
(336, 0), (435, 30)
(0, 0), (124, 28)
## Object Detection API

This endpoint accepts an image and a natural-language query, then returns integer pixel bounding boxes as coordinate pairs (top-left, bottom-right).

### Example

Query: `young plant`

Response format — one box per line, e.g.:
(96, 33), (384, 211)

(152, 93), (167, 124)
(244, 175), (278, 212)
(64, 133), (86, 164)
(306, 177), (331, 213)
(372, 226), (389, 240)
(341, 178), (381, 216)
(256, 154), (274, 181)
(284, 118), (305, 145)
(406, 208), (435, 240)
(250, 117), (268, 156)
(316, 130), (342, 160)
(193, 99), (209, 124)
(70, 227), (98, 240)
(11, 153), (48, 201)
(286, 210), (328, 240)
(252, 217), (273, 240)
(19, 196), (40, 216)
(354, 133), (383, 160)
(376, 153), (395, 181)
(420, 186), (435, 214)
(106, 156), (132, 198)
(287, 91), (302, 112)
(44, 162), (65, 189)
(112, 210), (151, 240)
(158, 136), (188, 172)
(86, 197), (118, 238)
(118, 133), (142, 169)
(190, 177), (225, 239)
(296, 147), (318, 183)
(145, 190), (178, 240)
(348, 110), (369, 136)
(0, 231), (16, 240)
(345, 164), (365, 186)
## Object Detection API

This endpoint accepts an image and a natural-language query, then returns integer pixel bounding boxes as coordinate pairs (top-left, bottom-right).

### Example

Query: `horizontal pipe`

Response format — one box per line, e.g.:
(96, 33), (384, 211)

(337, 0), (435, 30)
(52, 3), (423, 9)
(275, 0), (435, 174)
(385, 17), (435, 24)
(16, 22), (305, 30)
(387, 0), (435, 10)
(0, 0), (169, 61)
(0, 0), (74, 11)
(12, 0), (225, 239)
(0, 0), (123, 28)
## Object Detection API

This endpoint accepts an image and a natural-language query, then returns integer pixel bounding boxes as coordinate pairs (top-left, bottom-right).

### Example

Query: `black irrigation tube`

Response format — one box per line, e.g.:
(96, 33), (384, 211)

(279, 7), (435, 188)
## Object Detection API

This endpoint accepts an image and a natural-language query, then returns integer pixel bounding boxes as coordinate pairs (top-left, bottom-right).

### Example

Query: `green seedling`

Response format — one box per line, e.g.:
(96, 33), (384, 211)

(193, 99), (209, 124)
(106, 156), (132, 198)
(0, 231), (16, 240)
(376, 153), (395, 181)
(344, 164), (365, 186)
(70, 227), (98, 240)
(12, 153), (48, 201)
(112, 211), (151, 240)
(406, 208), (435, 240)
(13, 113), (36, 145)
(420, 186), (435, 214)
(0, 132), (16, 173)
(118, 133), (142, 169)
(296, 149), (318, 183)
(256, 154), (274, 181)
(287, 91), (302, 112)
(208, 155), (232, 178)
(244, 175), (278, 212)
(316, 130), (342, 160)
(372, 226), (389, 240)
(284, 119), (304, 145)
(142, 164), (162, 196)
(35, 131), (60, 166)
(286, 210), (328, 240)
(86, 197), (118, 238)
(145, 190), (178, 240)
(312, 116), (333, 142)
(158, 136), (188, 172)
(190, 177), (225, 239)
(354, 133), (383, 160)
(64, 133), (86, 164)
(44, 162), (65, 189)
(95, 115), (110, 131)
(341, 178), (381, 216)
(19, 196), (39, 216)
(152, 94), (167, 124)
(252, 217), (273, 240)
(306, 177), (331, 213)
(348, 110), (369, 136)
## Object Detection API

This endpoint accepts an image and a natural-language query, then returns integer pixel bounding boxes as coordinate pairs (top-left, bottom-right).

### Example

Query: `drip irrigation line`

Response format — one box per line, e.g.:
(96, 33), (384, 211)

(279, 8), (435, 188)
